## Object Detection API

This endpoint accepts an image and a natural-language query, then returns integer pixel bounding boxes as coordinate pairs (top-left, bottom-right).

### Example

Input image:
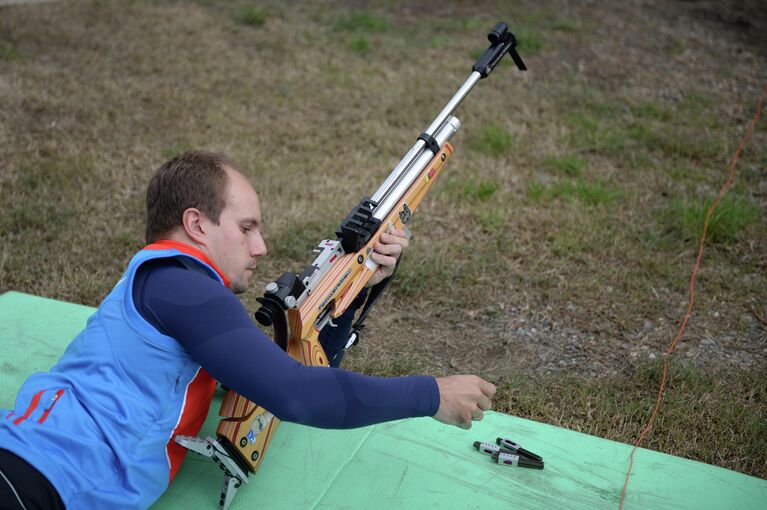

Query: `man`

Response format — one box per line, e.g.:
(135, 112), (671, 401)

(0, 151), (496, 510)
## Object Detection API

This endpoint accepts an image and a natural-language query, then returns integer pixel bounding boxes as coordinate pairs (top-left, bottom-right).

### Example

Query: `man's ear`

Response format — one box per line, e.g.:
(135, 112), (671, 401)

(181, 208), (206, 243)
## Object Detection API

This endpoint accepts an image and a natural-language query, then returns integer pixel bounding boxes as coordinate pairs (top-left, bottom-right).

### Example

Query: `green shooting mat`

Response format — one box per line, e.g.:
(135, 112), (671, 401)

(1, 291), (765, 509)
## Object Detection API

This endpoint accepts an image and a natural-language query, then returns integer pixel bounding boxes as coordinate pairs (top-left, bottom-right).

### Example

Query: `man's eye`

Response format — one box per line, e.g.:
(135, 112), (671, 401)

(241, 226), (251, 233)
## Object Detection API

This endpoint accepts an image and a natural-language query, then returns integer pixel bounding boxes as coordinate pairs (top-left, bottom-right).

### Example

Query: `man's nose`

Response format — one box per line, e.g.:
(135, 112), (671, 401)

(251, 232), (267, 257)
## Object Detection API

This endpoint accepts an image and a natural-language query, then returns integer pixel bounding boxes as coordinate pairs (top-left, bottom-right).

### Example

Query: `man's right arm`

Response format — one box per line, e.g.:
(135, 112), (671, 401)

(134, 259), (494, 429)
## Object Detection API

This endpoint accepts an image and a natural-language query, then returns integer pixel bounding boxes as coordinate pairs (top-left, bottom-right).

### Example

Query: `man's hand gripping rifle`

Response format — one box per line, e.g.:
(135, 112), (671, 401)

(175, 21), (525, 510)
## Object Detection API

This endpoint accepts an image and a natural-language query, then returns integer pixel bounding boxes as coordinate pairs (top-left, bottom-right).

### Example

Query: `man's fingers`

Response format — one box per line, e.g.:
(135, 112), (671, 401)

(379, 231), (410, 250)
(373, 240), (403, 256)
(433, 375), (496, 431)
(480, 380), (497, 399)
(369, 251), (397, 268)
(365, 231), (409, 287)
(383, 228), (408, 240)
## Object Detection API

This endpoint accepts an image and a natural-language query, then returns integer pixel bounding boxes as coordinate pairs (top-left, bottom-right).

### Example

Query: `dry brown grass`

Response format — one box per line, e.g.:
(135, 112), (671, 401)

(1, 0), (765, 478)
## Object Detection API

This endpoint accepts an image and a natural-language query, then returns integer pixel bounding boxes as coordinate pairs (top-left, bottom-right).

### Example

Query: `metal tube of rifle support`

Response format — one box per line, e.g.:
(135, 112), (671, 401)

(370, 143), (426, 204)
(371, 71), (482, 206)
(372, 116), (460, 222)
(422, 71), (481, 139)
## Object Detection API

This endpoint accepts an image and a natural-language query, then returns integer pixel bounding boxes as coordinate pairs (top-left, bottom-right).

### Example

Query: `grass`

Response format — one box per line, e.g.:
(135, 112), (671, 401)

(561, 89), (731, 163)
(566, 110), (628, 155)
(669, 194), (761, 244)
(334, 11), (390, 33)
(543, 154), (586, 177)
(470, 124), (514, 156)
(514, 26), (545, 54)
(236, 4), (268, 27)
(392, 246), (474, 300)
(348, 35), (370, 56)
(551, 19), (580, 32)
(550, 231), (584, 257)
(0, 0), (765, 481)
(474, 207), (507, 233)
(527, 178), (620, 205)
(1, 42), (21, 60)
(461, 180), (499, 201)
(161, 144), (192, 160)
(267, 217), (329, 262)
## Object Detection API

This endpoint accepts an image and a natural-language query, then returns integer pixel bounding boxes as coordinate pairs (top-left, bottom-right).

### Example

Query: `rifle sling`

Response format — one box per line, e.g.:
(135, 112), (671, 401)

(348, 257), (402, 347)
(271, 302), (289, 352)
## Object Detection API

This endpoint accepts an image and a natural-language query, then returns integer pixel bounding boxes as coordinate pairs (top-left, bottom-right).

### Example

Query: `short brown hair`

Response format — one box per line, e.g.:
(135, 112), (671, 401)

(145, 150), (235, 243)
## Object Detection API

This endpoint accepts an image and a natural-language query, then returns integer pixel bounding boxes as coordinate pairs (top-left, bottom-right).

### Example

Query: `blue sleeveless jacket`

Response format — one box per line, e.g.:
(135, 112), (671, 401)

(0, 241), (227, 509)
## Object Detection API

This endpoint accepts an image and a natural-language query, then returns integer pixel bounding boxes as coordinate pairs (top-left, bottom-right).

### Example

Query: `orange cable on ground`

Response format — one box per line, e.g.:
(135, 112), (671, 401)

(619, 84), (767, 509)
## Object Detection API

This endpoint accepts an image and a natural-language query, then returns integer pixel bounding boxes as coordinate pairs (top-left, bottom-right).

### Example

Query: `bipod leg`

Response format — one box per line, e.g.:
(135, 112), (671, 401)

(220, 474), (242, 510)
(174, 435), (250, 510)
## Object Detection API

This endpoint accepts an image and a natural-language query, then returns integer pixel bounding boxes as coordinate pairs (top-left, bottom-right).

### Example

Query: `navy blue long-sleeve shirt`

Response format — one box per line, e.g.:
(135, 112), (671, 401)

(132, 258), (439, 429)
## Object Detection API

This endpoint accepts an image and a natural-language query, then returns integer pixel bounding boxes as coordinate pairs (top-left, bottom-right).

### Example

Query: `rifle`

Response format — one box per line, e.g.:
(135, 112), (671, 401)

(175, 21), (526, 510)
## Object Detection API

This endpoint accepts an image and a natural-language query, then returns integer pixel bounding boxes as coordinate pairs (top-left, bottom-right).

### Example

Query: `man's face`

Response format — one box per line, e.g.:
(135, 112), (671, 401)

(202, 167), (267, 294)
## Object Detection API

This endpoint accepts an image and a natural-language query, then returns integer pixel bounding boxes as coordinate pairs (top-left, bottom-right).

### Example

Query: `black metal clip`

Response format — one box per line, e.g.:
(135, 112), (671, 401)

(472, 438), (544, 469)
(496, 437), (543, 462)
